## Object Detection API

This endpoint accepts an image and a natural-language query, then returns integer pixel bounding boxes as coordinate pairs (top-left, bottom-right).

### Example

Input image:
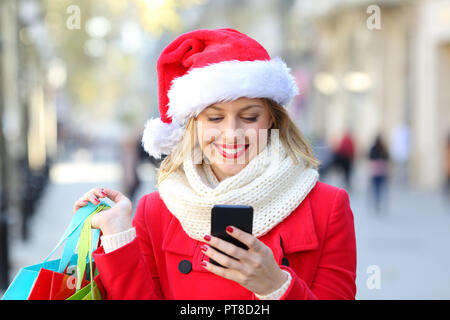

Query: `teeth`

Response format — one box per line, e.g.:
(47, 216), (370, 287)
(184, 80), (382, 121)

(217, 145), (246, 154)
(223, 147), (244, 153)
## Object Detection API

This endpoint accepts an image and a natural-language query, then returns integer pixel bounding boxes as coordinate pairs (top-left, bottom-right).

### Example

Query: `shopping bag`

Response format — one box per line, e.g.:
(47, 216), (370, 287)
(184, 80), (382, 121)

(1, 201), (109, 300)
(27, 258), (91, 300)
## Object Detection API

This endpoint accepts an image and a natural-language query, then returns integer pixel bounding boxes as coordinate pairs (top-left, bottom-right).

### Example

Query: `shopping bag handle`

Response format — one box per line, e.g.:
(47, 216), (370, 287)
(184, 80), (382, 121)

(44, 201), (110, 273)
(76, 211), (97, 293)
(73, 210), (103, 299)
(57, 204), (106, 273)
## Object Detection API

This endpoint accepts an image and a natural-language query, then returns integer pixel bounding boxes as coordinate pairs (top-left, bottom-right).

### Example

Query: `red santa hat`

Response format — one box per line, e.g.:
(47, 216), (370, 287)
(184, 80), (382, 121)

(142, 28), (299, 159)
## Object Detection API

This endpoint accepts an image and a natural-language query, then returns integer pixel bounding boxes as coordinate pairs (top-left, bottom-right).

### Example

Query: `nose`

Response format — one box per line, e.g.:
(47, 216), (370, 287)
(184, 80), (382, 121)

(222, 118), (245, 145)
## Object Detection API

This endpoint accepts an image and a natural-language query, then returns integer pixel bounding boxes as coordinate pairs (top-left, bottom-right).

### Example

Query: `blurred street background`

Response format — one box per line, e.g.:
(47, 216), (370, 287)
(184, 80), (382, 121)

(0, 0), (449, 299)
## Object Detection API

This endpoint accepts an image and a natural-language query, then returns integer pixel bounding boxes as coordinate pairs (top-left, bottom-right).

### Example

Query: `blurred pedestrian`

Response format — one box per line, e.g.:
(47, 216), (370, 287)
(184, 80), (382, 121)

(119, 128), (142, 204)
(368, 134), (390, 214)
(334, 131), (355, 191)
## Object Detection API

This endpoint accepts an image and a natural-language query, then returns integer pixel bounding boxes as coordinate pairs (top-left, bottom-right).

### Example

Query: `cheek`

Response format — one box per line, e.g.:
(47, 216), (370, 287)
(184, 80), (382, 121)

(196, 122), (219, 149)
(246, 120), (271, 144)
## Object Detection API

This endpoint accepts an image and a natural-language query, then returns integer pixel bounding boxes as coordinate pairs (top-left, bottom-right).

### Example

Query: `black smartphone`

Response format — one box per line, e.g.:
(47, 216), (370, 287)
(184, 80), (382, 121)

(209, 204), (254, 267)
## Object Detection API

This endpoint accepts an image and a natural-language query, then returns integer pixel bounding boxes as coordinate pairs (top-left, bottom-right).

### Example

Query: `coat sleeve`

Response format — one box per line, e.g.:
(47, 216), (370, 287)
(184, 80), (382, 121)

(277, 188), (357, 300)
(92, 194), (165, 299)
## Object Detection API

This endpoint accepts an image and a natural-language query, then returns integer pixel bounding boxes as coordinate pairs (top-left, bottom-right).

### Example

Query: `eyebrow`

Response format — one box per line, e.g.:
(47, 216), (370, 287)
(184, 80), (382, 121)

(207, 104), (264, 111)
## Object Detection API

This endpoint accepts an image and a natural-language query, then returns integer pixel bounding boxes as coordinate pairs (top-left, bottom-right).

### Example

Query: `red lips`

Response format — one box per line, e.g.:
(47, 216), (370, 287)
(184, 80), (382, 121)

(220, 144), (247, 148)
(214, 143), (249, 159)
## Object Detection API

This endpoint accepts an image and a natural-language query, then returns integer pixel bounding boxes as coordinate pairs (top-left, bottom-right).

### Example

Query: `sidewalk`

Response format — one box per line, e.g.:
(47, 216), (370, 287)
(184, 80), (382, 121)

(2, 160), (450, 299)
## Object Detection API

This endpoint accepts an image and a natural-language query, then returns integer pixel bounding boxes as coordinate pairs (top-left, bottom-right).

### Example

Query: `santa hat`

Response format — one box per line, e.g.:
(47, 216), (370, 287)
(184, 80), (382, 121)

(142, 28), (299, 159)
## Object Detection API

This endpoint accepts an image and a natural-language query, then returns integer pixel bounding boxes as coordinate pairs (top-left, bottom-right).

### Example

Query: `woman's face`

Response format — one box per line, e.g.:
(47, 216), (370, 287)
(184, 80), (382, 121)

(195, 97), (273, 181)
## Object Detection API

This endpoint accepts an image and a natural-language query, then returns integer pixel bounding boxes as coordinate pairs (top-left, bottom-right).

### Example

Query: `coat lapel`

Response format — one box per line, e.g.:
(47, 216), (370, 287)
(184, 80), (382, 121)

(161, 215), (198, 256)
(279, 196), (319, 254)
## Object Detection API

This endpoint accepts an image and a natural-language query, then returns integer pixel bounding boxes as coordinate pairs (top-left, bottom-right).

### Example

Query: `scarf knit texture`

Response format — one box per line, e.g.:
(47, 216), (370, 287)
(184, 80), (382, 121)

(158, 132), (320, 242)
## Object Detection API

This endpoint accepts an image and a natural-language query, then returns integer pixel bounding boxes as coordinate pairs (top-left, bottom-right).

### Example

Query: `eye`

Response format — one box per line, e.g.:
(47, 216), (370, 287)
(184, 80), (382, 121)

(243, 117), (258, 122)
(207, 117), (223, 122)
(207, 117), (258, 122)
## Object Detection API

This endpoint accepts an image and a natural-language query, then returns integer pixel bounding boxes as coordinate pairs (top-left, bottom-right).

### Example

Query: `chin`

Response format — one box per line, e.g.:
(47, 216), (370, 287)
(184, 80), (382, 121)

(215, 163), (247, 177)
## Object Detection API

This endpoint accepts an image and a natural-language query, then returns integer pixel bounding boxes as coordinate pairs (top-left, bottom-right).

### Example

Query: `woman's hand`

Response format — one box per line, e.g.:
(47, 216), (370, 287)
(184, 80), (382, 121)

(201, 226), (288, 296)
(72, 187), (133, 236)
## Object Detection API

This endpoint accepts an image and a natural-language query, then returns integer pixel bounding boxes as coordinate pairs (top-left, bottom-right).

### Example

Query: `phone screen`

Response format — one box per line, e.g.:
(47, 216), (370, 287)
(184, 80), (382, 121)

(209, 204), (253, 267)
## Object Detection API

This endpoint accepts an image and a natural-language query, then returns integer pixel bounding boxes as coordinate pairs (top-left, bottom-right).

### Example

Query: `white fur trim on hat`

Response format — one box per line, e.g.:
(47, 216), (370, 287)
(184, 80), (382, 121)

(166, 56), (299, 125)
(141, 117), (184, 159)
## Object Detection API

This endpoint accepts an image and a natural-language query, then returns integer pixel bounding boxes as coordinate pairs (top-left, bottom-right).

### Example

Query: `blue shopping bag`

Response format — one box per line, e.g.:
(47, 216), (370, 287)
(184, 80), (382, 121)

(1, 201), (107, 300)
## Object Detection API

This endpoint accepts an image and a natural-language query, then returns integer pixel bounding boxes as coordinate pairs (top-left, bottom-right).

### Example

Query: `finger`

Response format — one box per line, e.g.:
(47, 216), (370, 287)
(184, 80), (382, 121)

(201, 260), (244, 284)
(73, 187), (108, 215)
(90, 187), (108, 199)
(83, 193), (101, 206)
(203, 235), (249, 261)
(201, 245), (243, 270)
(76, 198), (88, 206)
(72, 199), (88, 214)
(225, 226), (263, 252)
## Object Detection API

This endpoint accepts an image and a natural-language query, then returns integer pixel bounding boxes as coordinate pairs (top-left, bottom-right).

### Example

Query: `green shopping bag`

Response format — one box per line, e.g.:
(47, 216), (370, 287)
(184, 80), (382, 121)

(66, 280), (102, 300)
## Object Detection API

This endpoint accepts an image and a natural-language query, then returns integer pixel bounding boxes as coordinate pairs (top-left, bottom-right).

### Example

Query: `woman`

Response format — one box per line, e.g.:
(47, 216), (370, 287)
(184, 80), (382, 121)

(368, 135), (390, 213)
(73, 28), (357, 300)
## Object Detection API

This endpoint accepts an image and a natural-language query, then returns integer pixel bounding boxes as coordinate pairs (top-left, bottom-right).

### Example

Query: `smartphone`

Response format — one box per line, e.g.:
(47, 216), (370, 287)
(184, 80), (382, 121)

(209, 204), (254, 267)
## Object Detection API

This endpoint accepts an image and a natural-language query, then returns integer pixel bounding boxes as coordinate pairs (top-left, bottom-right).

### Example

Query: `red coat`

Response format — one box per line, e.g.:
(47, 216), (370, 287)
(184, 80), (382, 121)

(92, 181), (357, 300)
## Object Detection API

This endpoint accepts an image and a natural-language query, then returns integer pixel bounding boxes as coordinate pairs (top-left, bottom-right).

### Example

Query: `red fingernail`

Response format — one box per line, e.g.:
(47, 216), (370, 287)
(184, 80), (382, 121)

(201, 261), (207, 267)
(101, 192), (106, 196)
(204, 235), (211, 242)
(200, 245), (208, 252)
(226, 226), (234, 233)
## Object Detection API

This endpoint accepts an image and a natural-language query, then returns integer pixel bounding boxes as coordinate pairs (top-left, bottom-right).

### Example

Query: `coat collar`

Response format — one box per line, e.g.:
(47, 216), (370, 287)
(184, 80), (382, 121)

(277, 196), (319, 254)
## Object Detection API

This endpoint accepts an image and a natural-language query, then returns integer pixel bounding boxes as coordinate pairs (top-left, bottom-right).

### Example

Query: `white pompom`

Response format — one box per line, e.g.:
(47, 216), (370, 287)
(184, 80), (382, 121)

(141, 118), (184, 159)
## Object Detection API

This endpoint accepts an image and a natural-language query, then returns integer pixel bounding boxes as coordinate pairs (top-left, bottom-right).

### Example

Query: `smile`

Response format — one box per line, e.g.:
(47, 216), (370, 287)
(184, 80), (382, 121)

(214, 143), (249, 159)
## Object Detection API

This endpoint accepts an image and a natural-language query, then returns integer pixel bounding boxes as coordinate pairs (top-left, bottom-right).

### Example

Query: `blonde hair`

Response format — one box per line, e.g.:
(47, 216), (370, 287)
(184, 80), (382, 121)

(155, 98), (320, 187)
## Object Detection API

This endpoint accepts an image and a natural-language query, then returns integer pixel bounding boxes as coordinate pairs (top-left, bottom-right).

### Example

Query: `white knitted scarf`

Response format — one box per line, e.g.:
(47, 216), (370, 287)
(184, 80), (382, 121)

(157, 133), (319, 241)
